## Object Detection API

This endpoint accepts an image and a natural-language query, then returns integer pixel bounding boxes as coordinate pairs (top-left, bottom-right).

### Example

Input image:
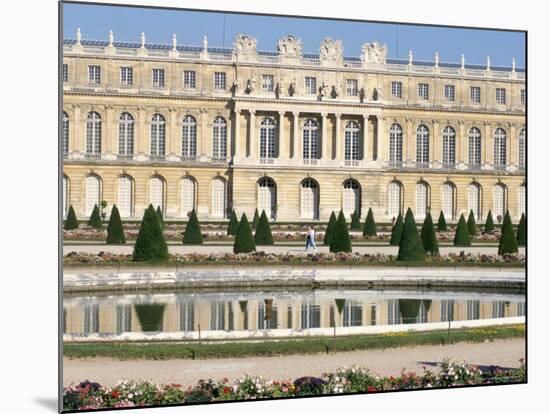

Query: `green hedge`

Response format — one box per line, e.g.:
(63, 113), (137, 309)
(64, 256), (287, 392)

(182, 209), (203, 245)
(389, 212), (404, 246)
(397, 208), (424, 261)
(234, 213), (256, 253)
(133, 204), (169, 261)
(453, 214), (472, 247)
(324, 211), (337, 246)
(106, 204), (126, 244)
(64, 205), (79, 230)
(498, 211), (519, 255)
(329, 210), (352, 253)
(254, 210), (274, 245)
(420, 212), (439, 255)
(88, 204), (103, 229)
(362, 208), (377, 237)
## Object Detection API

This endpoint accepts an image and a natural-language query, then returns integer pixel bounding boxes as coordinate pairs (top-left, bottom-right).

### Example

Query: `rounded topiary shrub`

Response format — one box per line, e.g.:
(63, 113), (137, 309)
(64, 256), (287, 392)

(453, 214), (472, 246)
(88, 204), (103, 229)
(498, 211), (519, 255)
(437, 211), (447, 232)
(397, 208), (424, 261)
(64, 205), (79, 230)
(254, 210), (274, 245)
(234, 213), (256, 253)
(106, 204), (126, 244)
(227, 209), (239, 236)
(133, 204), (169, 262)
(324, 211), (337, 246)
(420, 212), (439, 255)
(484, 210), (495, 233)
(363, 208), (377, 237)
(350, 211), (361, 230)
(330, 210), (352, 253)
(467, 210), (477, 236)
(389, 212), (404, 246)
(516, 213), (526, 247)
(182, 209), (203, 245)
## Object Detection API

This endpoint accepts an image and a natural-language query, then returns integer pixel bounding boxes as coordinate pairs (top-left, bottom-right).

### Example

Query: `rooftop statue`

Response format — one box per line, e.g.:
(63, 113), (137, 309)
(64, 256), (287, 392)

(361, 42), (388, 65)
(319, 37), (344, 66)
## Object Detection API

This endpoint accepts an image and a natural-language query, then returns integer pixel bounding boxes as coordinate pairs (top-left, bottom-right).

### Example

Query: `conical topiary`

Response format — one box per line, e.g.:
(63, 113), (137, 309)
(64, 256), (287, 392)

(106, 204), (126, 244)
(398, 299), (422, 324)
(134, 304), (166, 332)
(324, 211), (337, 246)
(64, 205), (79, 230)
(156, 206), (164, 230)
(330, 210), (352, 253)
(484, 210), (495, 233)
(363, 208), (377, 237)
(437, 211), (447, 232)
(397, 208), (425, 261)
(420, 212), (439, 255)
(516, 213), (526, 247)
(234, 213), (256, 253)
(453, 214), (471, 246)
(88, 204), (102, 229)
(389, 212), (404, 246)
(335, 299), (346, 315)
(467, 210), (477, 236)
(182, 209), (203, 245)
(227, 209), (239, 236)
(498, 211), (519, 255)
(133, 204), (169, 262)
(255, 210), (274, 245)
(350, 211), (361, 230)
(251, 208), (259, 229)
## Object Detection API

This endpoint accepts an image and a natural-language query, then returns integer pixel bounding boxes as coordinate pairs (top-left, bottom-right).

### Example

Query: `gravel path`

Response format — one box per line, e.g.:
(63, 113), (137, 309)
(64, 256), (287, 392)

(63, 338), (525, 387)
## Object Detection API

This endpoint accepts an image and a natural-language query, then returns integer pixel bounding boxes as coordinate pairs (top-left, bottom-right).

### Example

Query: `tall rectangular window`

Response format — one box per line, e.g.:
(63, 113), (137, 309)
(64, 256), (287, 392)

(521, 89), (526, 106)
(152, 68), (165, 87)
(184, 70), (196, 88)
(496, 88), (506, 105)
(62, 64), (68, 83)
(391, 81), (403, 98)
(470, 86), (481, 103)
(214, 72), (226, 90)
(346, 79), (358, 96)
(305, 77), (316, 94)
(261, 74), (274, 92)
(88, 65), (101, 84)
(120, 67), (133, 85)
(418, 83), (429, 100)
(444, 84), (455, 101)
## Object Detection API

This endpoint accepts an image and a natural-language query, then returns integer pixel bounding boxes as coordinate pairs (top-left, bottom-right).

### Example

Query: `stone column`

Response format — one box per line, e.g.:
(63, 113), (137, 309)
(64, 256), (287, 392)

(362, 114), (369, 160)
(377, 116), (387, 163)
(137, 106), (147, 160)
(321, 112), (329, 161)
(108, 106), (118, 158)
(457, 121), (466, 167)
(432, 120), (441, 165)
(335, 113), (342, 161)
(233, 109), (241, 158)
(104, 105), (113, 158)
(200, 109), (209, 161)
(169, 108), (179, 160)
(484, 122), (493, 167)
(508, 123), (515, 169)
(292, 111), (300, 160)
(405, 118), (413, 164)
(249, 110), (256, 159)
(428, 120), (435, 166)
(72, 105), (81, 156)
(278, 111), (287, 159)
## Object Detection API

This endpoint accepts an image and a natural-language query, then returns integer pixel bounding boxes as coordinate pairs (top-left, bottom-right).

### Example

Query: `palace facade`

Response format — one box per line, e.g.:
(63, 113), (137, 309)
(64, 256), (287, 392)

(62, 30), (526, 223)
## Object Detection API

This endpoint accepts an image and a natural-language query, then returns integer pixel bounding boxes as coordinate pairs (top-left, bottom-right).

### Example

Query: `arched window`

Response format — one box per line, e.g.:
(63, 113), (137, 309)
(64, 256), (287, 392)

(388, 181), (402, 218)
(85, 175), (100, 216)
(468, 127), (482, 169)
(260, 118), (277, 161)
(62, 112), (69, 156)
(518, 184), (525, 217)
(150, 114), (166, 159)
(494, 128), (507, 170)
(441, 182), (456, 220)
(518, 129), (525, 169)
(442, 126), (456, 168)
(416, 125), (429, 167)
(149, 176), (165, 212)
(300, 179), (319, 219)
(343, 179), (361, 218)
(85, 112), (101, 158)
(211, 178), (226, 218)
(468, 183), (481, 220)
(258, 178), (277, 220)
(118, 113), (134, 159)
(389, 124), (403, 167)
(182, 115), (197, 160)
(303, 119), (320, 163)
(493, 184), (506, 220)
(344, 121), (361, 165)
(117, 175), (133, 218)
(415, 181), (429, 219)
(181, 177), (196, 217)
(212, 117), (227, 161)
(62, 176), (69, 218)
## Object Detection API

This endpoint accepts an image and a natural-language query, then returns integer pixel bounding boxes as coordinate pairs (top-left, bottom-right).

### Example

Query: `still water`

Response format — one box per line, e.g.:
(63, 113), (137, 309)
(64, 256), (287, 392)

(63, 288), (525, 338)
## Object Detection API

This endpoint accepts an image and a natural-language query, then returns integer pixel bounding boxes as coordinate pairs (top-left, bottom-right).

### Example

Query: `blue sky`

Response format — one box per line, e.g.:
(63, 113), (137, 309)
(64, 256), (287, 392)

(62, 2), (525, 67)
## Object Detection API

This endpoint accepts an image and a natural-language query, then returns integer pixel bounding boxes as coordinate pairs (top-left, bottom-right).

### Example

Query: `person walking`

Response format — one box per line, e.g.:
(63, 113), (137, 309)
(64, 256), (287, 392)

(305, 227), (317, 251)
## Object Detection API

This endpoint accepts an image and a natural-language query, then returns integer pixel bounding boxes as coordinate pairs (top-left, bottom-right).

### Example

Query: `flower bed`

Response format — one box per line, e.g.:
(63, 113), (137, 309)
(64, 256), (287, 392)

(63, 251), (525, 267)
(63, 359), (525, 411)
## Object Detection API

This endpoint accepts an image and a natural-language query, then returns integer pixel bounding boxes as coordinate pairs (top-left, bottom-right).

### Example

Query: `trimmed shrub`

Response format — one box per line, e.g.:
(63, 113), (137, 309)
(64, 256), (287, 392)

(106, 204), (126, 244)
(254, 210), (274, 245)
(516, 213), (526, 247)
(467, 210), (477, 236)
(397, 208), (425, 261)
(64, 205), (79, 230)
(88, 204), (103, 229)
(330, 210), (352, 253)
(437, 211), (447, 232)
(182, 209), (203, 245)
(335, 299), (346, 315)
(362, 208), (377, 237)
(323, 211), (337, 246)
(484, 210), (495, 233)
(350, 211), (361, 230)
(398, 299), (421, 324)
(227, 210), (239, 236)
(389, 212), (404, 246)
(133, 204), (169, 262)
(498, 211), (519, 255)
(453, 214), (472, 246)
(420, 212), (439, 255)
(134, 304), (166, 332)
(234, 213), (256, 253)
(156, 206), (164, 230)
(252, 208), (260, 229)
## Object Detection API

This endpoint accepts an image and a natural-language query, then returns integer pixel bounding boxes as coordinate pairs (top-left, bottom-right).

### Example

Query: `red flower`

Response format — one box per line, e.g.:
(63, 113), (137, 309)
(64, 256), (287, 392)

(223, 387), (232, 394)
(111, 390), (120, 398)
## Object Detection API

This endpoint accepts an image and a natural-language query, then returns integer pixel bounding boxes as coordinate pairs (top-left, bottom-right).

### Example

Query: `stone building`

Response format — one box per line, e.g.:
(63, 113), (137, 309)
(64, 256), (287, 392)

(62, 30), (526, 223)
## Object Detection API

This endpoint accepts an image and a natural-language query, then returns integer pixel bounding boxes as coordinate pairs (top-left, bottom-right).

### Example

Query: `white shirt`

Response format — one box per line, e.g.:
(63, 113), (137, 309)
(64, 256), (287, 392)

(308, 229), (315, 240)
